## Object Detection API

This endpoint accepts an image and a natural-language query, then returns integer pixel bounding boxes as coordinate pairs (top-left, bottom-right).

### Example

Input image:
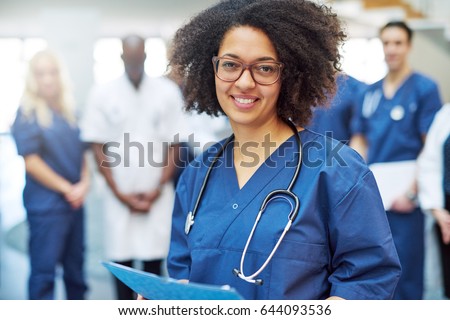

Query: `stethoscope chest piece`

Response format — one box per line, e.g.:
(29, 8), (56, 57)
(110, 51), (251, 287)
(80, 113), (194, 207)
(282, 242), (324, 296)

(185, 211), (195, 235)
(183, 119), (302, 285)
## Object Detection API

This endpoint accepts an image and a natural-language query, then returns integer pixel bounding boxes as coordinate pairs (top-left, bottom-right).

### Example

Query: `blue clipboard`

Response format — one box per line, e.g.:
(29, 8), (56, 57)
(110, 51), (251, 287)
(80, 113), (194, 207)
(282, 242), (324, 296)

(101, 261), (244, 300)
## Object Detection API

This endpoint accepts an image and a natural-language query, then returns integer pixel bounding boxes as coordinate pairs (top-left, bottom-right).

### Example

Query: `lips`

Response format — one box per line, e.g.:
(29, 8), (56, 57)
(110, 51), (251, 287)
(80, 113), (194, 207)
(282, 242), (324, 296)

(232, 95), (258, 110)
(235, 97), (256, 104)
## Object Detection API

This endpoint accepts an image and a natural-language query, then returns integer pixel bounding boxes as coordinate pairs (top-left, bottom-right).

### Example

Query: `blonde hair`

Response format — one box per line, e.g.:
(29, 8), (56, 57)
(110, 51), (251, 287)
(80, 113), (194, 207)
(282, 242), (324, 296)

(20, 50), (76, 127)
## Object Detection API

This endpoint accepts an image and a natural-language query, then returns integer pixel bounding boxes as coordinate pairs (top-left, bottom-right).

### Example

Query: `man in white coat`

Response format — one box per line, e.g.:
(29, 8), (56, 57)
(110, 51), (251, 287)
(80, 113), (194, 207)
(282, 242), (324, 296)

(81, 35), (191, 299)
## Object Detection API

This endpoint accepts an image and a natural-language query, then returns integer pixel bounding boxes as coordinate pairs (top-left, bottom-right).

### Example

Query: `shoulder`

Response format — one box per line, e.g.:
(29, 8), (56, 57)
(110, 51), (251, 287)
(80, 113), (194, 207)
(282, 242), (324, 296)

(302, 129), (367, 166)
(145, 76), (181, 92)
(348, 75), (367, 92)
(12, 107), (38, 127)
(178, 138), (230, 185)
(89, 76), (125, 96)
(432, 103), (450, 128)
(410, 72), (439, 94)
(439, 103), (450, 115)
(366, 78), (383, 92)
(301, 129), (372, 191)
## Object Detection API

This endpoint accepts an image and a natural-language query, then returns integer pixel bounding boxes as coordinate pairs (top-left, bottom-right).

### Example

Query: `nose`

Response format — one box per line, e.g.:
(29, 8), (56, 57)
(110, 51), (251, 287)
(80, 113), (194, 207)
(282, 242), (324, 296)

(234, 68), (256, 90)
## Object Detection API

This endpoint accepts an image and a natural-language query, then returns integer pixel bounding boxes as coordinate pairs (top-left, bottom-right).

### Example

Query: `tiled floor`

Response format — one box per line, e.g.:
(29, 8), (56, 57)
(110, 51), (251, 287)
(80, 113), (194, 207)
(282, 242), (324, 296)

(0, 134), (446, 300)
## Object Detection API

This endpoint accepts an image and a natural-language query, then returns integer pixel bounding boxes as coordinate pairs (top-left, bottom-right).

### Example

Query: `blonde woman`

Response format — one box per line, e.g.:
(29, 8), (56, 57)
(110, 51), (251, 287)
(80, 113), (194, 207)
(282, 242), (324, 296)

(11, 50), (89, 299)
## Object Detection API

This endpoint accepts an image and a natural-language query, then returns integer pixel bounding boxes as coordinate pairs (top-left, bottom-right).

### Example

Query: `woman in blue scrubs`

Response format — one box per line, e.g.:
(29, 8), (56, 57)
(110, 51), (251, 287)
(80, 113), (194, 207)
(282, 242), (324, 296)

(11, 50), (89, 299)
(167, 0), (401, 300)
(351, 22), (442, 299)
(308, 73), (367, 144)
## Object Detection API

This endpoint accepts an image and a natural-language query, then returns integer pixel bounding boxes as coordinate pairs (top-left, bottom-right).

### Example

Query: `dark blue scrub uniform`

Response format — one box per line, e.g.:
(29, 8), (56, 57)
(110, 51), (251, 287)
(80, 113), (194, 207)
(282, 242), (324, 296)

(11, 108), (88, 300)
(168, 130), (401, 299)
(353, 72), (442, 299)
(308, 74), (367, 144)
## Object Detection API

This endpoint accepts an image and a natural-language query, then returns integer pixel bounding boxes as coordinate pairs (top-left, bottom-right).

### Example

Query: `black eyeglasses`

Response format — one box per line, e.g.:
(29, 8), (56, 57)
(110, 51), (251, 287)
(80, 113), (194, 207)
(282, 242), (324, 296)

(212, 56), (284, 85)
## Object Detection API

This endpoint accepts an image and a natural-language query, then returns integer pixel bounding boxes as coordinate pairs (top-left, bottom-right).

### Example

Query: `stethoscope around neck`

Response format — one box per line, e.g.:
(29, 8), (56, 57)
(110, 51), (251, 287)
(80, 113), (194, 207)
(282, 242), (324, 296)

(184, 119), (302, 286)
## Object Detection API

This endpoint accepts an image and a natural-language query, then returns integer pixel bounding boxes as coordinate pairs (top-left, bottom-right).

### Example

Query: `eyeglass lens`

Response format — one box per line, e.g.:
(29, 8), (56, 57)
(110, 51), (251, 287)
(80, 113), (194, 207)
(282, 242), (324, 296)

(214, 58), (281, 85)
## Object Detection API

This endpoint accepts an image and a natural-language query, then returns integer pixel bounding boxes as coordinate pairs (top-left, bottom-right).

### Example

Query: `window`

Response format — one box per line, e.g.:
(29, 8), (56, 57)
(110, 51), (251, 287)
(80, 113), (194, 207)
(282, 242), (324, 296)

(340, 37), (387, 84)
(0, 38), (47, 133)
(93, 37), (168, 85)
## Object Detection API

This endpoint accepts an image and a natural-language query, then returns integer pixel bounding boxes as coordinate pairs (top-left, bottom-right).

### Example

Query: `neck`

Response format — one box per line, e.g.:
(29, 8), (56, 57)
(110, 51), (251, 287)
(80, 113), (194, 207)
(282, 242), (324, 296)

(231, 117), (298, 165)
(45, 97), (60, 111)
(128, 74), (143, 90)
(386, 64), (412, 85)
(232, 117), (292, 145)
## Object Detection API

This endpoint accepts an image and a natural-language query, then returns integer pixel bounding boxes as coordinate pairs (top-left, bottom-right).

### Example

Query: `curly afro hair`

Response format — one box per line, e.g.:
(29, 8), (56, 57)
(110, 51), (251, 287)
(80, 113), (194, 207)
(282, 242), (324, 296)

(169, 0), (346, 127)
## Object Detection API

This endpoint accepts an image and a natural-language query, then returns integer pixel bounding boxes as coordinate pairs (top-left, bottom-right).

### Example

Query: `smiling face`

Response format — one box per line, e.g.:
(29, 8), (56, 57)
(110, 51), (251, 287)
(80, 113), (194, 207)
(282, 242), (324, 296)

(215, 26), (282, 130)
(380, 26), (411, 73)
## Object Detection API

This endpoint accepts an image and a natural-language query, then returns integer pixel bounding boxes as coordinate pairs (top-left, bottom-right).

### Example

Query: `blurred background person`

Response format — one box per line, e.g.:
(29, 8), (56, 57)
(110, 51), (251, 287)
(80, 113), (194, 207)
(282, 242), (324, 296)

(80, 34), (190, 300)
(418, 103), (450, 299)
(351, 21), (442, 299)
(307, 73), (367, 144)
(11, 50), (90, 300)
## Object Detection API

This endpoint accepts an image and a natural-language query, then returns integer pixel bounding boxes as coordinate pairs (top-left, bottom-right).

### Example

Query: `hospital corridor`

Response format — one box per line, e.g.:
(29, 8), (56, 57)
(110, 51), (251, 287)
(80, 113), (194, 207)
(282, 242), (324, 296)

(1, 0), (450, 302)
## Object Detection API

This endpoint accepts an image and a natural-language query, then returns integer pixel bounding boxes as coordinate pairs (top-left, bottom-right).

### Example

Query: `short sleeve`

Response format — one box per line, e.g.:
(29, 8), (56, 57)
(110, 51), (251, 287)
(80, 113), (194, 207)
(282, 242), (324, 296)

(328, 171), (402, 299)
(349, 81), (368, 136)
(350, 92), (366, 136)
(164, 88), (193, 142)
(11, 109), (43, 157)
(158, 80), (194, 144)
(417, 83), (442, 135)
(167, 174), (192, 279)
(79, 85), (114, 143)
(418, 104), (449, 210)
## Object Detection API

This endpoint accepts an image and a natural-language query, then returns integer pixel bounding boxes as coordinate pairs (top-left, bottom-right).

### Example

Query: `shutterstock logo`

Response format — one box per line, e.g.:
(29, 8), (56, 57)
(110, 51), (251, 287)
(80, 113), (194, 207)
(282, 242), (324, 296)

(100, 132), (349, 169)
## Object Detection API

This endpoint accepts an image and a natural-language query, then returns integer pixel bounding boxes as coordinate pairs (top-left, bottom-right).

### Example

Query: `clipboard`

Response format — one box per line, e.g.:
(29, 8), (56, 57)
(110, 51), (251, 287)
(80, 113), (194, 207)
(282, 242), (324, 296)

(369, 160), (417, 210)
(101, 261), (244, 300)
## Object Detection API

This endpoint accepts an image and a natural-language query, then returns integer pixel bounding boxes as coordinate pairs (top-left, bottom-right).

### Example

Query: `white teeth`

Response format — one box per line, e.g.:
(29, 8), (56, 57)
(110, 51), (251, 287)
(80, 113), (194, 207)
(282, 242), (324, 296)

(235, 97), (255, 104)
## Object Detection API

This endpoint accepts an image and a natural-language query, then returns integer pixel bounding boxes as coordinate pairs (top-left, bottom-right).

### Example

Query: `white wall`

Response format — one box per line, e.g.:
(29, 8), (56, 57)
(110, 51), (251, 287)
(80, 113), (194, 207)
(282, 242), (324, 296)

(410, 28), (450, 103)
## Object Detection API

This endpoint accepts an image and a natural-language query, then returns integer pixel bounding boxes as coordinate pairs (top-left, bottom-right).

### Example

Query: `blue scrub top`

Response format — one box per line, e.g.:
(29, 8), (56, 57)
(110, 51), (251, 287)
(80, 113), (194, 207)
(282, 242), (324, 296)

(307, 74), (367, 144)
(352, 72), (442, 164)
(11, 108), (86, 212)
(168, 130), (401, 300)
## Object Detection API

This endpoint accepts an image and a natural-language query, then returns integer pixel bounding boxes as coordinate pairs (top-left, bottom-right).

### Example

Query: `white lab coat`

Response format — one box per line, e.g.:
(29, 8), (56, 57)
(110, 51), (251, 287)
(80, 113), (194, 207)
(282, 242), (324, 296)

(418, 103), (450, 211)
(81, 74), (191, 261)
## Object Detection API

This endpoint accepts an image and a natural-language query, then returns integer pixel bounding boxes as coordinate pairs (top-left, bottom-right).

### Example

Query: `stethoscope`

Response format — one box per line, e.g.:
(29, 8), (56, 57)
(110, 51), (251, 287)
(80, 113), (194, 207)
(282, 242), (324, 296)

(184, 119), (302, 286)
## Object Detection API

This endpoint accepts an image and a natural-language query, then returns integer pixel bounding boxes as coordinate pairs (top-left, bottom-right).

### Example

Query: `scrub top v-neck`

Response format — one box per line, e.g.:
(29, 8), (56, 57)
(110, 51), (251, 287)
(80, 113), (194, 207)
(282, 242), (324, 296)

(168, 130), (401, 300)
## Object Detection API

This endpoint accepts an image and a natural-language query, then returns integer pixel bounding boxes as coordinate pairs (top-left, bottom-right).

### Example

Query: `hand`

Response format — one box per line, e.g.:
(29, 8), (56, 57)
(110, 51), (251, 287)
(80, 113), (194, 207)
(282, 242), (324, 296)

(129, 187), (163, 214)
(433, 209), (450, 244)
(129, 194), (152, 213)
(390, 194), (417, 213)
(326, 296), (345, 300)
(64, 180), (89, 210)
(115, 192), (151, 213)
(141, 188), (162, 206)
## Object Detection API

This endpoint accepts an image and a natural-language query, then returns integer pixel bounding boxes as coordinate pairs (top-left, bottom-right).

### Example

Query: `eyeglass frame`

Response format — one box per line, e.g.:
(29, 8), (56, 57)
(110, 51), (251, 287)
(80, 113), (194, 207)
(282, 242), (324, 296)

(212, 56), (284, 85)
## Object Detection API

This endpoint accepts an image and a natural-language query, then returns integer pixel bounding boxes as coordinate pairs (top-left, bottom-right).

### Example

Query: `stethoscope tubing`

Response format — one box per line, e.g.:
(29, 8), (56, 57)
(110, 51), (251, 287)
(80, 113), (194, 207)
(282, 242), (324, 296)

(186, 119), (303, 285)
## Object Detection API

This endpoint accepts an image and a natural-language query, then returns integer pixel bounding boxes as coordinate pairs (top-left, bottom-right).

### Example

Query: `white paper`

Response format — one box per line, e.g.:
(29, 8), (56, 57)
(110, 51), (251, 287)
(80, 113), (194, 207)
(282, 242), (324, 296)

(369, 160), (417, 210)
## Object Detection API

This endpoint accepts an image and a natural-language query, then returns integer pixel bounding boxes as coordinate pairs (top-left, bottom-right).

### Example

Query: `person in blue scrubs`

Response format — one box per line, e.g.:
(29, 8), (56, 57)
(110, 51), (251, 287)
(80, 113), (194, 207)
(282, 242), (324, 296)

(308, 73), (367, 144)
(165, 0), (401, 300)
(351, 21), (443, 299)
(11, 50), (89, 299)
